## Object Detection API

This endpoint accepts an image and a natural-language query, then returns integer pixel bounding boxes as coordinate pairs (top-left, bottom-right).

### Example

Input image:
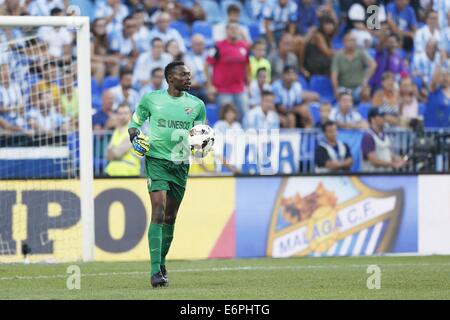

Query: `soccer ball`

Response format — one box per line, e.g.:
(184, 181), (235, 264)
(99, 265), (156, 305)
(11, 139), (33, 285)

(188, 124), (215, 158)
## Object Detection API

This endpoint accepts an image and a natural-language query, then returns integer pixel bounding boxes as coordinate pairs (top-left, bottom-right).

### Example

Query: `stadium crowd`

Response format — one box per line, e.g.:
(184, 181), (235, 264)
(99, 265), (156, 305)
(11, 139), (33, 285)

(0, 0), (449, 174)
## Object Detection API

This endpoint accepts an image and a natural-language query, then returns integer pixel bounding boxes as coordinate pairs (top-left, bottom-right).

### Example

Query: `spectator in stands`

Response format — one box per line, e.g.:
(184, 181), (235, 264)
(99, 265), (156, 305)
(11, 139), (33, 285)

(398, 76), (420, 125)
(272, 66), (318, 128)
(92, 90), (116, 131)
(34, 60), (61, 108)
(301, 15), (336, 78)
(372, 71), (401, 127)
(0, 62), (24, 117)
(329, 89), (368, 129)
(109, 68), (140, 111)
(331, 32), (377, 104)
(315, 102), (332, 128)
(95, 0), (129, 34)
(0, 0), (28, 15)
(108, 15), (139, 71)
(28, 90), (68, 135)
(263, 0), (297, 48)
(184, 34), (208, 104)
(213, 103), (243, 133)
(386, 0), (418, 53)
(0, 115), (27, 135)
(249, 67), (272, 109)
(132, 9), (151, 54)
(411, 39), (448, 92)
(139, 67), (167, 98)
(347, 0), (387, 49)
(434, 0), (450, 30)
(414, 10), (441, 54)
(37, 8), (73, 61)
(442, 12), (450, 55)
(166, 39), (183, 61)
(206, 22), (250, 122)
(315, 120), (353, 173)
(244, 90), (280, 130)
(268, 33), (298, 81)
(91, 18), (120, 84)
(296, 0), (319, 36)
(213, 3), (251, 44)
(60, 68), (78, 120)
(424, 67), (450, 128)
(249, 39), (271, 82)
(28, 0), (65, 16)
(105, 104), (140, 176)
(133, 37), (172, 89)
(370, 32), (408, 90)
(361, 107), (406, 172)
(148, 12), (186, 53)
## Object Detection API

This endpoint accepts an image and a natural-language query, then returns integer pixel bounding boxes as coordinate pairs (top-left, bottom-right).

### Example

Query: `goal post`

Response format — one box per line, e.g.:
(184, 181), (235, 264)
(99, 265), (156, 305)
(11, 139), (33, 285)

(0, 16), (94, 262)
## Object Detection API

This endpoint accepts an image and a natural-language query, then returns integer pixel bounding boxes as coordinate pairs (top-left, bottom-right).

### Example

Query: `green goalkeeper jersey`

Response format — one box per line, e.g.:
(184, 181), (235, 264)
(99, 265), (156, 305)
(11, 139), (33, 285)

(129, 89), (206, 162)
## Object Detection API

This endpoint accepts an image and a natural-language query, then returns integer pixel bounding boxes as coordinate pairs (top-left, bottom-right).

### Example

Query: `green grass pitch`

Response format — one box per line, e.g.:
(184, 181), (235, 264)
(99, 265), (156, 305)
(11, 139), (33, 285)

(1, 255), (449, 300)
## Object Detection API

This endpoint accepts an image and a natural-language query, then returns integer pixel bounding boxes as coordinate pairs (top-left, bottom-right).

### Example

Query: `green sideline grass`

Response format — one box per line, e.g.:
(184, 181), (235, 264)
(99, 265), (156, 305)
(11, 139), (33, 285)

(1, 255), (449, 300)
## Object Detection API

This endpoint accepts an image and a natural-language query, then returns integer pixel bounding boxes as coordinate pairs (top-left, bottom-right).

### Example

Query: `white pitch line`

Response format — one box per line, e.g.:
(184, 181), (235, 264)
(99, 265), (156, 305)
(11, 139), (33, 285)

(1, 263), (450, 281)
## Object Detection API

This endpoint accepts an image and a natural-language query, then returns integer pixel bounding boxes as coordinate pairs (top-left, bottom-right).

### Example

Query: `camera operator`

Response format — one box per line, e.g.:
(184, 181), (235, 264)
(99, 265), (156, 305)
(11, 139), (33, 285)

(361, 108), (406, 172)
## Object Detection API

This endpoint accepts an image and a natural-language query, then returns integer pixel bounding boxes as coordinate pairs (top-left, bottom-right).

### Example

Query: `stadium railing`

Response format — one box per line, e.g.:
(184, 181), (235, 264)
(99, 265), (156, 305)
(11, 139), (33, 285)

(1, 128), (449, 179)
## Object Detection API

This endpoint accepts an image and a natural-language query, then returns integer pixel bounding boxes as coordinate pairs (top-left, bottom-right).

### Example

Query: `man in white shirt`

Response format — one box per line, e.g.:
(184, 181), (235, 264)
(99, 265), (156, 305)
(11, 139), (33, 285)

(244, 90), (280, 130)
(28, 0), (64, 16)
(95, 0), (129, 34)
(148, 12), (187, 53)
(184, 33), (208, 103)
(109, 68), (140, 111)
(329, 89), (368, 129)
(139, 67), (167, 98)
(249, 67), (272, 108)
(212, 3), (252, 44)
(37, 8), (73, 59)
(414, 10), (441, 53)
(132, 37), (172, 89)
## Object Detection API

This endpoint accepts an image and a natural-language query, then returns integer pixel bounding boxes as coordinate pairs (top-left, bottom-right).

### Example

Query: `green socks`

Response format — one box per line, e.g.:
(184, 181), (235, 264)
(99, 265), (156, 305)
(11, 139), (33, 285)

(161, 223), (175, 266)
(148, 223), (162, 276)
(148, 223), (175, 276)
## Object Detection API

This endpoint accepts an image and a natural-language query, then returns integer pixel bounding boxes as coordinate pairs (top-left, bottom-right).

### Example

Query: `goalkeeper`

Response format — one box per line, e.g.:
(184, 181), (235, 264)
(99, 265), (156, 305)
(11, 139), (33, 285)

(128, 61), (206, 288)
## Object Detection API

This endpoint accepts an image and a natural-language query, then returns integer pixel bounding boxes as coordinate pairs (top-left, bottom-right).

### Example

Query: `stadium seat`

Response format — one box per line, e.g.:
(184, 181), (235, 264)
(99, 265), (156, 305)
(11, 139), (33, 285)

(298, 73), (309, 90)
(221, 0), (251, 25)
(206, 103), (219, 126)
(192, 20), (213, 47)
(358, 102), (372, 120)
(413, 76), (423, 91)
(170, 20), (191, 41)
(248, 22), (261, 42)
(101, 76), (119, 91)
(309, 75), (334, 103)
(91, 78), (102, 110)
(200, 0), (222, 24)
(309, 102), (321, 124)
(244, 0), (253, 18)
(419, 103), (426, 116)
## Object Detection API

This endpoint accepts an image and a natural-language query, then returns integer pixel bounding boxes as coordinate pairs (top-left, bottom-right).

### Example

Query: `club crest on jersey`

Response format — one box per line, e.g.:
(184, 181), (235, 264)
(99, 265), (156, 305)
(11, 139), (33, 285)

(184, 107), (193, 115)
(266, 177), (404, 258)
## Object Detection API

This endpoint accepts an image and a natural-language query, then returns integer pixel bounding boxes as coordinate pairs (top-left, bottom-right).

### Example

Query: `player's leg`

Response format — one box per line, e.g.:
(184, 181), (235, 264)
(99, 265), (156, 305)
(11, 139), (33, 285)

(159, 161), (189, 279)
(160, 193), (182, 279)
(148, 189), (169, 287)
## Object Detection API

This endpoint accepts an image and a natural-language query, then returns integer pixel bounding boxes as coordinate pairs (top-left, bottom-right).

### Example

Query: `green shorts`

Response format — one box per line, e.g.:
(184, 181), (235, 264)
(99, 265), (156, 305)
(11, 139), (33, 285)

(144, 156), (190, 203)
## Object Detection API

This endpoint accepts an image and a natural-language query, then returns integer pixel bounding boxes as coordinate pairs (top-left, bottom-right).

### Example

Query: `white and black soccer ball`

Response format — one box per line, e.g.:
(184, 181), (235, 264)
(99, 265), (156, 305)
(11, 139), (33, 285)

(188, 124), (215, 158)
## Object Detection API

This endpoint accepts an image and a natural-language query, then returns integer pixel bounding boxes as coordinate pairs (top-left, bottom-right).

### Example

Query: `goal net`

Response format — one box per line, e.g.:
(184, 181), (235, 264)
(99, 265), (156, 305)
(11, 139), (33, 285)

(0, 17), (93, 263)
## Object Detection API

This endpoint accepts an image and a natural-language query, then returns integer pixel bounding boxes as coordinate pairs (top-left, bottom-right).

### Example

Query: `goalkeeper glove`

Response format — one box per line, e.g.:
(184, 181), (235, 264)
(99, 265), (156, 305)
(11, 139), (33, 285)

(130, 130), (150, 157)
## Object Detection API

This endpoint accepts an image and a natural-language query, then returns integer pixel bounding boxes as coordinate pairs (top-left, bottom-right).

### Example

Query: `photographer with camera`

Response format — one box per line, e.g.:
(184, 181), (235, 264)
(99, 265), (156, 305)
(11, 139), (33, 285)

(361, 108), (406, 172)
